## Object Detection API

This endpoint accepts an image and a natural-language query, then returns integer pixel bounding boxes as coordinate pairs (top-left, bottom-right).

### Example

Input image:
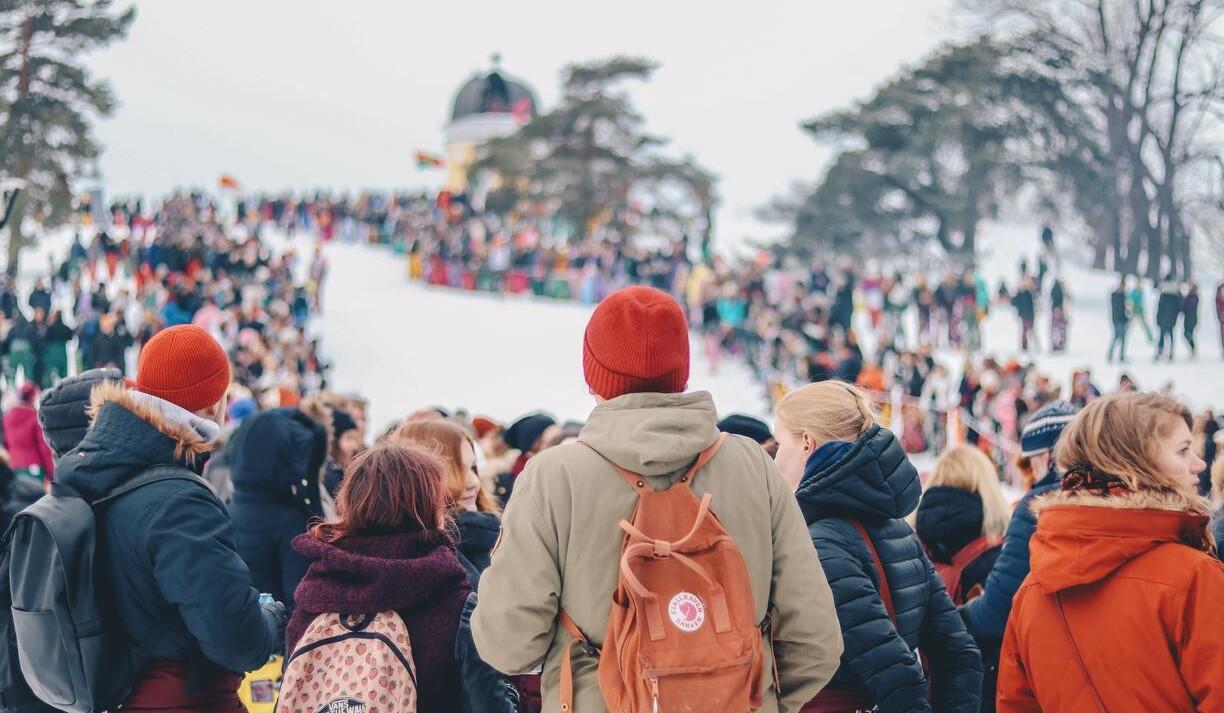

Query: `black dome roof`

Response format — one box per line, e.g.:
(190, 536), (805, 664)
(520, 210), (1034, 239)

(451, 70), (537, 122)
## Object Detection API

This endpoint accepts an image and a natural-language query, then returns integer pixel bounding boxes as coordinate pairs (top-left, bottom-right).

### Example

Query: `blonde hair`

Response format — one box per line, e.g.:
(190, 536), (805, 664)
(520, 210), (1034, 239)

(928, 446), (1011, 539)
(776, 381), (876, 448)
(1055, 392), (1203, 507)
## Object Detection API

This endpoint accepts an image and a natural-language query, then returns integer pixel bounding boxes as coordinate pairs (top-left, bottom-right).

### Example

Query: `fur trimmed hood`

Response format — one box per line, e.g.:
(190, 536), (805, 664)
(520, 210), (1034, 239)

(55, 382), (220, 501)
(1028, 488), (1213, 594)
(86, 381), (218, 462)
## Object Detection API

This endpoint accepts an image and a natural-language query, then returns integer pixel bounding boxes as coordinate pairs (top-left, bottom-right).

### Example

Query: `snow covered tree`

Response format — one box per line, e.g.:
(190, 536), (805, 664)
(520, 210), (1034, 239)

(472, 56), (717, 247)
(0, 0), (135, 275)
(966, 0), (1224, 279)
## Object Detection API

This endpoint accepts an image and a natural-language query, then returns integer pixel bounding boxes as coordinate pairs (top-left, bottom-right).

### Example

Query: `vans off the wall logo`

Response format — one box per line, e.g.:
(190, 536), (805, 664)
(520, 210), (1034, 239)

(668, 591), (706, 633)
(316, 698), (369, 713)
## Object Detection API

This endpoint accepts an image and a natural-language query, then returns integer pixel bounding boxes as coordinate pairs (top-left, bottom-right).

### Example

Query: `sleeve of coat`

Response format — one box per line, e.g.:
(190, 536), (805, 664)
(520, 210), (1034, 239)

(760, 447), (843, 713)
(918, 556), (982, 713)
(811, 527), (930, 713)
(146, 485), (279, 672)
(994, 599), (1039, 713)
(470, 461), (560, 675)
(961, 495), (1036, 638)
(1177, 557), (1224, 711)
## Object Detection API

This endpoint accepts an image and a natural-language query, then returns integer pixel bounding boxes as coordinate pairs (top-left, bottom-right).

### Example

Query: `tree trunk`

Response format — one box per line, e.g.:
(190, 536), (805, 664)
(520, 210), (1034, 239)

(5, 192), (26, 277)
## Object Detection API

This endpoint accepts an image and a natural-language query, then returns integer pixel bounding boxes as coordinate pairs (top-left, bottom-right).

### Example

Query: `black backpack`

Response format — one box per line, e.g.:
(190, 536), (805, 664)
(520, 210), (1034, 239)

(2, 466), (201, 713)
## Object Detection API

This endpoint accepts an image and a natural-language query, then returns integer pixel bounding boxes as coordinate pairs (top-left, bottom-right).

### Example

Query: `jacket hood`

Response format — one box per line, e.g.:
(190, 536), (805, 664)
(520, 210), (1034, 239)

(577, 391), (719, 477)
(292, 529), (471, 614)
(54, 382), (218, 500)
(794, 425), (921, 522)
(229, 407), (328, 495)
(916, 486), (985, 563)
(1028, 489), (1213, 593)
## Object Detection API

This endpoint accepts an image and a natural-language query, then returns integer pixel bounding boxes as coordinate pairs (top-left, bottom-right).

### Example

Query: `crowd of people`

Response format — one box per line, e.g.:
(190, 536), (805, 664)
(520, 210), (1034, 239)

(2, 195), (1224, 713)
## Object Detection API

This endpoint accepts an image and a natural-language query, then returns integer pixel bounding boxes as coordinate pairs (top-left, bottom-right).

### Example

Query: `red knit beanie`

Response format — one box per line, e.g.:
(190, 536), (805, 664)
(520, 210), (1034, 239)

(136, 325), (232, 413)
(583, 286), (690, 400)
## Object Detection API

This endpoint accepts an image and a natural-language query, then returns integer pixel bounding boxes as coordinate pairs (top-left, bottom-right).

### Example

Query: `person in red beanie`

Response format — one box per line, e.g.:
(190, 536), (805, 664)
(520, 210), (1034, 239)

(53, 325), (287, 713)
(472, 286), (843, 713)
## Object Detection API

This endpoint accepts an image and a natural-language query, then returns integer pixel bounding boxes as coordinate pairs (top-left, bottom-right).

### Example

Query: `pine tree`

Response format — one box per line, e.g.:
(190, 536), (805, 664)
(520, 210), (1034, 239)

(0, 0), (135, 275)
(472, 56), (717, 247)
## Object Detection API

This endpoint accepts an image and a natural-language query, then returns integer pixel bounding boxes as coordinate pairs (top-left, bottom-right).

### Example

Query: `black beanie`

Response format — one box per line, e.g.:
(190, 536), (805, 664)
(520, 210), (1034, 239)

(329, 407), (358, 444)
(718, 414), (773, 445)
(504, 413), (556, 453)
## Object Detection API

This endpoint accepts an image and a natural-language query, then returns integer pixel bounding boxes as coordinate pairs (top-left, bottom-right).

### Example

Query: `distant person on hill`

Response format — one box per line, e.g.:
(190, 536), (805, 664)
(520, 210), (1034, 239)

(1182, 281), (1200, 358)
(1155, 274), (1183, 361)
(1216, 280), (1224, 356)
(1108, 277), (1130, 363)
(1127, 277), (1153, 344)
(1010, 276), (1037, 353)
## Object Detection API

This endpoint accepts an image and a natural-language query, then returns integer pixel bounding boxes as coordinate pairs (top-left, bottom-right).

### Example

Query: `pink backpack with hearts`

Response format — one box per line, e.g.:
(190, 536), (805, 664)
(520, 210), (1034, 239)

(278, 611), (418, 713)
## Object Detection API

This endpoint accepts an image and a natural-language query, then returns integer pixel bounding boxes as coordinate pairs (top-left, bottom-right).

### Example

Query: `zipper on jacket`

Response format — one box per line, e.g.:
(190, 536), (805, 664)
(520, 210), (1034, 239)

(650, 677), (659, 713)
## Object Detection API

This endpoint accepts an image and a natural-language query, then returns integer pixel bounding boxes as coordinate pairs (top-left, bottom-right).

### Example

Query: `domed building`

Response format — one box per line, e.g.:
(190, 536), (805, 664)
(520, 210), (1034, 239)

(444, 56), (538, 192)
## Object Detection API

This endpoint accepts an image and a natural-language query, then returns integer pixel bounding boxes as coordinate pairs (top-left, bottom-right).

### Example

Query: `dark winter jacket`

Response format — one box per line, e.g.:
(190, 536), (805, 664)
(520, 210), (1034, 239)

(915, 487), (1001, 600)
(1156, 283), (1183, 330)
(456, 594), (519, 713)
(229, 408), (328, 616)
(37, 367), (124, 457)
(1183, 291), (1200, 332)
(1010, 290), (1035, 322)
(52, 383), (280, 676)
(286, 529), (472, 713)
(961, 468), (1059, 638)
(796, 426), (982, 713)
(453, 509), (501, 590)
(1110, 289), (1128, 323)
(89, 330), (130, 370)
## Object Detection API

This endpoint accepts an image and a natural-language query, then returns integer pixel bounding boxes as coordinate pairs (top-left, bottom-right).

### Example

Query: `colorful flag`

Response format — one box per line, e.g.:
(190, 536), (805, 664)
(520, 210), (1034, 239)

(415, 151), (445, 169)
(218, 174), (241, 191)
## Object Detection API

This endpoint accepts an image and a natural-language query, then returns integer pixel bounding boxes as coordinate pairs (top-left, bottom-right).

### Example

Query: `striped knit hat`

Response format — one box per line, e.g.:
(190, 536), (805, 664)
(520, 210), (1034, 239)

(1020, 400), (1078, 457)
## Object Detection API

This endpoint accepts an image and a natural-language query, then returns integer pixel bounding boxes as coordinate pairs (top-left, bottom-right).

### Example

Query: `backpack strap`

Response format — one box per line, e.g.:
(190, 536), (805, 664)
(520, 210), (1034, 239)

(92, 465), (211, 507)
(1054, 593), (1107, 713)
(945, 536), (1001, 602)
(848, 520), (895, 622)
(557, 609), (596, 713)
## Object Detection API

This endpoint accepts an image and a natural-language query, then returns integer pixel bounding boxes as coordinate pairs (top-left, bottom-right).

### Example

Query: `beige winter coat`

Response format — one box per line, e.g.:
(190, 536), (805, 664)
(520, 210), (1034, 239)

(471, 391), (843, 712)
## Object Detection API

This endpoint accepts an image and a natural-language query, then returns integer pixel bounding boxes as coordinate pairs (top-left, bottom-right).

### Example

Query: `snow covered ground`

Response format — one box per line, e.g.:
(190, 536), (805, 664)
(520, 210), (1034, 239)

(316, 222), (1223, 436)
(317, 240), (769, 433)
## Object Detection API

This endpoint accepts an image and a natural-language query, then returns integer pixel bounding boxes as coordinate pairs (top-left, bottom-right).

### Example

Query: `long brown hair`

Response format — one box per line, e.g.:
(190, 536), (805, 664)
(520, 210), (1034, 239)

(310, 443), (450, 543)
(392, 420), (501, 514)
(1055, 392), (1203, 506)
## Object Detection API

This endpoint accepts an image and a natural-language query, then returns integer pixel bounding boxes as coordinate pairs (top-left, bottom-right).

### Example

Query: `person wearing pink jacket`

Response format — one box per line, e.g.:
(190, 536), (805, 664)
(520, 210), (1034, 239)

(4, 382), (54, 483)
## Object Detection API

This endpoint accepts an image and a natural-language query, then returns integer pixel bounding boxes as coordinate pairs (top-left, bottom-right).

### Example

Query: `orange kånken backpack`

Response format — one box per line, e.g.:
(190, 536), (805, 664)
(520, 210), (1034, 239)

(558, 434), (767, 712)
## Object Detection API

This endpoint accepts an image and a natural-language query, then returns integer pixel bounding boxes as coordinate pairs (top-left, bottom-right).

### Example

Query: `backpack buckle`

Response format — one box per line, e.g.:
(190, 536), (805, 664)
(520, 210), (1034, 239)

(579, 640), (600, 657)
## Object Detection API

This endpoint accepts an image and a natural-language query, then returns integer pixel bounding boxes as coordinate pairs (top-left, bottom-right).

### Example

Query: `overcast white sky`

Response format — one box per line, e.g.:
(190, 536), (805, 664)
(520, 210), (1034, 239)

(88, 0), (961, 249)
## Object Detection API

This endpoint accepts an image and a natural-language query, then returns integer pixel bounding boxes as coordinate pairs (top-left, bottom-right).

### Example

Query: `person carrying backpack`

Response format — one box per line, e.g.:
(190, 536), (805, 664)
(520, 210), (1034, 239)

(773, 381), (982, 713)
(916, 446), (1008, 606)
(915, 446), (1009, 712)
(281, 443), (473, 713)
(472, 286), (843, 713)
(9, 325), (287, 713)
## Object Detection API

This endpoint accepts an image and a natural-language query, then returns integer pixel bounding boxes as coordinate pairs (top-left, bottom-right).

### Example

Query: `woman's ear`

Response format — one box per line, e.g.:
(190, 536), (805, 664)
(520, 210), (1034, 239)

(801, 432), (815, 455)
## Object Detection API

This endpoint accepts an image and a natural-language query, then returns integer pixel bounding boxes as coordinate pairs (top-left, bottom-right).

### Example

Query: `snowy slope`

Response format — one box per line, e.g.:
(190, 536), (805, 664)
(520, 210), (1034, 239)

(966, 223), (1223, 409)
(316, 224), (1224, 434)
(317, 241), (770, 433)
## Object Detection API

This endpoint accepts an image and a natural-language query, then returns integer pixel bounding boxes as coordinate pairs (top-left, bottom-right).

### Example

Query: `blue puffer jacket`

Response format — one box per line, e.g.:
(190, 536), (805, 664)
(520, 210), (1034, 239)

(796, 425), (981, 713)
(960, 468), (1060, 638)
